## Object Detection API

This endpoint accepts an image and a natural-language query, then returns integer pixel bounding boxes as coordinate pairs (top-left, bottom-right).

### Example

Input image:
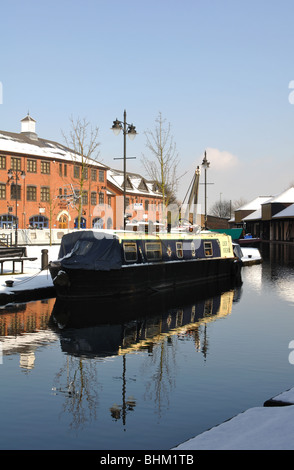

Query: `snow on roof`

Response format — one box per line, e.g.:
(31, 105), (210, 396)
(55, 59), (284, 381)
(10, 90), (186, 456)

(273, 203), (294, 218)
(242, 208), (262, 221)
(269, 187), (294, 204)
(236, 196), (272, 211)
(107, 168), (162, 197)
(0, 130), (108, 169)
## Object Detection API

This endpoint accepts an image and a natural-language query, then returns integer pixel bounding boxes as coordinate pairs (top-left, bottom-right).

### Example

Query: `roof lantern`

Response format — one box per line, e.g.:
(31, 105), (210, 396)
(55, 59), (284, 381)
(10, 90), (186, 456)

(20, 113), (38, 140)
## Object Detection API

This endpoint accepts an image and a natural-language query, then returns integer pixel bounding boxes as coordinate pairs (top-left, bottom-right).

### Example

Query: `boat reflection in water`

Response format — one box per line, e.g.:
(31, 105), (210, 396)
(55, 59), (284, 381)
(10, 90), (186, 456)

(50, 278), (242, 359)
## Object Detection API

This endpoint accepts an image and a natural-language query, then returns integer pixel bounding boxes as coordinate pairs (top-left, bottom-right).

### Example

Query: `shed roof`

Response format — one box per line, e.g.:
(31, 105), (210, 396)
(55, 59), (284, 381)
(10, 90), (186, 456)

(273, 204), (294, 218)
(268, 187), (294, 204)
(236, 196), (272, 211)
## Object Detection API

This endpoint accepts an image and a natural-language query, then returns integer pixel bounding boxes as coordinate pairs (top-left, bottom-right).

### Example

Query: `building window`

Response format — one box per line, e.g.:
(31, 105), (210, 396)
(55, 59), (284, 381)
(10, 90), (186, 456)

(27, 159), (37, 173)
(92, 217), (103, 229)
(0, 183), (6, 199)
(41, 161), (50, 174)
(99, 192), (104, 204)
(27, 185), (37, 201)
(82, 167), (88, 179)
(91, 192), (97, 206)
(74, 166), (80, 179)
(0, 214), (17, 229)
(11, 157), (21, 171)
(64, 164), (67, 177)
(29, 215), (49, 229)
(107, 196), (112, 207)
(41, 186), (50, 202)
(145, 200), (149, 211)
(82, 191), (88, 205)
(10, 184), (21, 200)
(123, 242), (138, 262)
(145, 242), (162, 261)
(0, 155), (6, 170)
(74, 217), (86, 228)
(59, 163), (63, 176)
(99, 170), (104, 182)
(91, 169), (97, 181)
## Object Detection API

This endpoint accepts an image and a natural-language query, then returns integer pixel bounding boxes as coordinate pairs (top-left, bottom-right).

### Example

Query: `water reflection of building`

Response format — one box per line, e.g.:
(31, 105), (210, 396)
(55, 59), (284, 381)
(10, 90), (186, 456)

(0, 298), (57, 370)
(243, 245), (294, 306)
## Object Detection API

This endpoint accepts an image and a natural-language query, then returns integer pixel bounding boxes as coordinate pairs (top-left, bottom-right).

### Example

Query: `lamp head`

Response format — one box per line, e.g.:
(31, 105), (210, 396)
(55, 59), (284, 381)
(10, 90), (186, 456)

(127, 124), (137, 140)
(202, 151), (210, 169)
(111, 119), (122, 136)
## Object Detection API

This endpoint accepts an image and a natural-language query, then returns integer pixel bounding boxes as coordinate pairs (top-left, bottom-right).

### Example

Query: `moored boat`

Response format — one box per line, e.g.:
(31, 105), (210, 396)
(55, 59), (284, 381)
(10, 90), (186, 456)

(233, 243), (262, 266)
(48, 229), (242, 300)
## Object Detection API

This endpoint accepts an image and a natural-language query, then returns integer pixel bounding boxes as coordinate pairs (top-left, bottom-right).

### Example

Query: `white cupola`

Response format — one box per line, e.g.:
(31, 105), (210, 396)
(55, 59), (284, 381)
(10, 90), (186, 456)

(21, 113), (38, 140)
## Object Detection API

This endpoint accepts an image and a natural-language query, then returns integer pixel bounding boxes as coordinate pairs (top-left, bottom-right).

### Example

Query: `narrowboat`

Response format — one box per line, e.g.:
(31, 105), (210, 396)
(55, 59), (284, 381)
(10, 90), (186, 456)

(48, 229), (242, 300)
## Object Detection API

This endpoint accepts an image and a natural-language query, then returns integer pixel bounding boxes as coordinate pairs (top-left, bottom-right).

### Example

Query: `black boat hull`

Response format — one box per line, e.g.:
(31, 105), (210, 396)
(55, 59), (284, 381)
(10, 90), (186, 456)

(49, 256), (241, 300)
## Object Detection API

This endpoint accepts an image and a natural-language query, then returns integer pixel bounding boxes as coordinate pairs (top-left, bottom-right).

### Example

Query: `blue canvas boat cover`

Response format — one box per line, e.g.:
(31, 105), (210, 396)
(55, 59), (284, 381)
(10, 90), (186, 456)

(58, 231), (122, 271)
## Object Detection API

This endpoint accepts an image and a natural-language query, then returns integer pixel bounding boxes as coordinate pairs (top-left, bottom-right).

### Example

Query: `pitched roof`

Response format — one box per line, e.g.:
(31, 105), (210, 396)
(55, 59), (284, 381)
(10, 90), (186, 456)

(107, 168), (162, 198)
(236, 196), (272, 211)
(0, 129), (108, 169)
(242, 208), (262, 221)
(268, 187), (294, 204)
(273, 204), (294, 218)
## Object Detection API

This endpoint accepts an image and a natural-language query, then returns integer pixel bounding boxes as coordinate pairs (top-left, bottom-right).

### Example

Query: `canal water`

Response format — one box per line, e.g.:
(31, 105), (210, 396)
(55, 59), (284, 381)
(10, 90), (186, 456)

(0, 243), (294, 450)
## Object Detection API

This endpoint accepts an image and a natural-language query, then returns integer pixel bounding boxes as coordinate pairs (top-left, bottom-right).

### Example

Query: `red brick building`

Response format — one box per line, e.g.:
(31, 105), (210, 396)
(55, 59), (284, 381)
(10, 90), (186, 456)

(0, 115), (163, 236)
(107, 169), (163, 229)
(0, 115), (109, 231)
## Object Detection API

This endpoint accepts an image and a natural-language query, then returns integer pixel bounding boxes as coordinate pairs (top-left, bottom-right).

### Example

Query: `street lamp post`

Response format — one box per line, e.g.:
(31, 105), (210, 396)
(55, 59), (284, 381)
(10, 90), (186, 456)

(8, 169), (25, 246)
(201, 151), (210, 230)
(111, 110), (137, 229)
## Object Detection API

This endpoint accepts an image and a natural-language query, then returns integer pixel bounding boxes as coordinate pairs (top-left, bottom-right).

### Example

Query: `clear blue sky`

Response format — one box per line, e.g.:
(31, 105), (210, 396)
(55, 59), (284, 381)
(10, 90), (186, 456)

(1, 0), (294, 210)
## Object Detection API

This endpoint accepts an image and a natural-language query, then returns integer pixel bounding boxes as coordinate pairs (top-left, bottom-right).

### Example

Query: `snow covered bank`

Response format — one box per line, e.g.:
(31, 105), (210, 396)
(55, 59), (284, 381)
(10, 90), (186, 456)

(0, 245), (59, 304)
(173, 388), (294, 450)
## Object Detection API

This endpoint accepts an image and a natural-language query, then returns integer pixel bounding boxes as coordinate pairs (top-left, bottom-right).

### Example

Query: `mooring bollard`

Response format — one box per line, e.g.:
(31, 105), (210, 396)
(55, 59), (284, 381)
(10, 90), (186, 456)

(41, 249), (49, 270)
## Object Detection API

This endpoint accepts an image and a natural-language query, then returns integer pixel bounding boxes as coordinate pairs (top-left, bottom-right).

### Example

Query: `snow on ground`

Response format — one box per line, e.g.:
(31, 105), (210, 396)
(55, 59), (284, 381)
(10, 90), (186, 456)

(173, 388), (294, 450)
(174, 405), (294, 450)
(0, 244), (60, 294)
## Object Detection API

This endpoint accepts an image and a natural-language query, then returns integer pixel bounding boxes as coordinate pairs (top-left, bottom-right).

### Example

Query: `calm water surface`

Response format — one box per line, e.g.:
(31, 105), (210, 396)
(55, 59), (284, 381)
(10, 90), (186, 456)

(1, 243), (294, 450)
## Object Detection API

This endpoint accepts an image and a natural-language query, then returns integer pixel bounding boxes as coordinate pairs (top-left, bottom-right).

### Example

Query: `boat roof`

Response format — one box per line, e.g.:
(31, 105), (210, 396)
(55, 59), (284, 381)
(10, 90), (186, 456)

(69, 228), (232, 242)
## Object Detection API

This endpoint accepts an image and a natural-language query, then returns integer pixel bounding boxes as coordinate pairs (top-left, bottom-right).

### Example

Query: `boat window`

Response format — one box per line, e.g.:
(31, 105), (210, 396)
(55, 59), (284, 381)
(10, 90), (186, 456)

(191, 241), (196, 257)
(204, 241), (213, 257)
(123, 242), (138, 262)
(176, 242), (183, 258)
(145, 242), (162, 261)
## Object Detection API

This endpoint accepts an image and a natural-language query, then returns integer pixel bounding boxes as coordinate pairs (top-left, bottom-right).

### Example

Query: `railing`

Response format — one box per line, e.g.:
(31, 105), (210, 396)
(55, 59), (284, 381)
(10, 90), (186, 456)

(0, 229), (69, 245)
(0, 233), (12, 247)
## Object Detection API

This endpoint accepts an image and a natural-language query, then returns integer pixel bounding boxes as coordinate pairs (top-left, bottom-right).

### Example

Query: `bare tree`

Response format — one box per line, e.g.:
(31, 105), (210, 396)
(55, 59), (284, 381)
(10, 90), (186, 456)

(63, 116), (100, 229)
(209, 199), (232, 218)
(210, 197), (249, 218)
(141, 112), (182, 206)
(232, 197), (247, 211)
